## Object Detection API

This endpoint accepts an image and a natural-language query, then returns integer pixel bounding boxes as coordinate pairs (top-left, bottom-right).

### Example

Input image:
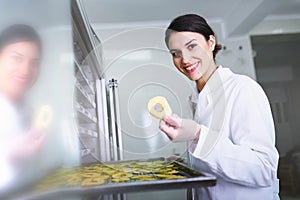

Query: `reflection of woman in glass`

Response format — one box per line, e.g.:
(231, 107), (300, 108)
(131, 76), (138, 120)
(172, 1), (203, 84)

(160, 14), (279, 200)
(0, 24), (45, 189)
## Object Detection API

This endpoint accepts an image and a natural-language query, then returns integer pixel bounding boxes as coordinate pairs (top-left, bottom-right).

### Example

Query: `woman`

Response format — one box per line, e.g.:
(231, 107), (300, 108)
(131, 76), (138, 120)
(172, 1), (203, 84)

(160, 14), (279, 200)
(0, 24), (45, 190)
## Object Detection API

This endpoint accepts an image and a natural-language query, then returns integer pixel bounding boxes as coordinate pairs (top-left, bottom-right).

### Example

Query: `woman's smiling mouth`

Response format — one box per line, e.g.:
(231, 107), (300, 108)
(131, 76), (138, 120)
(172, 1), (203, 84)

(183, 62), (199, 73)
(14, 76), (32, 85)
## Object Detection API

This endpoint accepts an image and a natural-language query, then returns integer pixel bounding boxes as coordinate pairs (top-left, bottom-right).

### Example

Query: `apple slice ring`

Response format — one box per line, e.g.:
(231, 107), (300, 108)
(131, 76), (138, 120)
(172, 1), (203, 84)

(34, 105), (53, 130)
(147, 96), (172, 120)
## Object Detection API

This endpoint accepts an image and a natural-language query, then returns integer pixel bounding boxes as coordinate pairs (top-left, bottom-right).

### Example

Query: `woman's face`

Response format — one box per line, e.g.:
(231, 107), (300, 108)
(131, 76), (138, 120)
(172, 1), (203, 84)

(168, 31), (215, 81)
(0, 41), (41, 101)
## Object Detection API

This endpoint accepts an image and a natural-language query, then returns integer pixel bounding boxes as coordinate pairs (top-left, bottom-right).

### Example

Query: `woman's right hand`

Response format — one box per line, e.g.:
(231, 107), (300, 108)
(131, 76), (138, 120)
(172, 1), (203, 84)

(159, 114), (201, 142)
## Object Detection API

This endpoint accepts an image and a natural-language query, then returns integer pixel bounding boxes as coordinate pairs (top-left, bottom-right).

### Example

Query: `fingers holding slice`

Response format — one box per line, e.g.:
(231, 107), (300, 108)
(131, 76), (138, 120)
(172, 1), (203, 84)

(163, 114), (181, 128)
(159, 120), (178, 141)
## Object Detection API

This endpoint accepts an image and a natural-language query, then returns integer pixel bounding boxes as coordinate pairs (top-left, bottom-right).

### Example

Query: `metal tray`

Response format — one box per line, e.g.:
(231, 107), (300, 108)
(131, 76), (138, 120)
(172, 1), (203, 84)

(16, 157), (216, 200)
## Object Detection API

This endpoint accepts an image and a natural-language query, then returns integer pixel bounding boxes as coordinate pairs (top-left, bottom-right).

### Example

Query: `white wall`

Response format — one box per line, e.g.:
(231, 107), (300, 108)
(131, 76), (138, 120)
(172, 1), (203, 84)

(216, 36), (256, 79)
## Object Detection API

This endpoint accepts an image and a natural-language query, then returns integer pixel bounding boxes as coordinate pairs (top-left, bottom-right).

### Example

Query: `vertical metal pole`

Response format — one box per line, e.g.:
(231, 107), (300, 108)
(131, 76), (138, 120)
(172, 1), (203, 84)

(96, 79), (111, 162)
(107, 79), (123, 161)
(111, 79), (123, 160)
(101, 79), (111, 162)
(108, 79), (118, 160)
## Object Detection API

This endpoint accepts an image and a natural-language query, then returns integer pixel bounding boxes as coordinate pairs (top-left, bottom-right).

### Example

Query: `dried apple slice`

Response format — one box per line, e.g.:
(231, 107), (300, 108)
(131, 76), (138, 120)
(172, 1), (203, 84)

(34, 105), (53, 130)
(147, 96), (172, 119)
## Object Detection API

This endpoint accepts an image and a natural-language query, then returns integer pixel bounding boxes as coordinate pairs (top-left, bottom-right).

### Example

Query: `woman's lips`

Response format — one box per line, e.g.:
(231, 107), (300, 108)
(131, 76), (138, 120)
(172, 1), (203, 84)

(183, 62), (199, 73)
(14, 76), (31, 84)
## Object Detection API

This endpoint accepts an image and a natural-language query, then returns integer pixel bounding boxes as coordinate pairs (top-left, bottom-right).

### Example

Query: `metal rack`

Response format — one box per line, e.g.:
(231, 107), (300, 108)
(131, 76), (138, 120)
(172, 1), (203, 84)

(72, 0), (123, 164)
(74, 57), (100, 162)
(72, 0), (104, 164)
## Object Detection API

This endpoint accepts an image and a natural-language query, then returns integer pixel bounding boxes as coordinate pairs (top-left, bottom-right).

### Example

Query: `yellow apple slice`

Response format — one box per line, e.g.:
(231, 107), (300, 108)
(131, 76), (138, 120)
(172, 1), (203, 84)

(147, 96), (172, 120)
(34, 105), (53, 130)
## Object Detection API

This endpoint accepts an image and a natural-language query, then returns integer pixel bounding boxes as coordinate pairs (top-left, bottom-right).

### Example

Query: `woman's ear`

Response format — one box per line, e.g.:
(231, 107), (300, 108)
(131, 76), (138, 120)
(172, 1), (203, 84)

(208, 35), (216, 51)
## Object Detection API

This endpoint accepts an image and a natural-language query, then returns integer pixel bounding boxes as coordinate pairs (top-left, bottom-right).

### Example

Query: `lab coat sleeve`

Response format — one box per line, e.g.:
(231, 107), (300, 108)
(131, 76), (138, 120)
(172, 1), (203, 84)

(190, 80), (279, 187)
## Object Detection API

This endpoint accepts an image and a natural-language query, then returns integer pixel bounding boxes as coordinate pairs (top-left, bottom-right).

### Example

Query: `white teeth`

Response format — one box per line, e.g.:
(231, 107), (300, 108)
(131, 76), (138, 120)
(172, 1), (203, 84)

(186, 66), (193, 70)
(186, 63), (197, 71)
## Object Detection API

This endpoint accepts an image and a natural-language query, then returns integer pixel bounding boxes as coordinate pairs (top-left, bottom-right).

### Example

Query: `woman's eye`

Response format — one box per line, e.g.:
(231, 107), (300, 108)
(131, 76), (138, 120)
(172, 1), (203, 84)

(12, 56), (22, 63)
(30, 60), (40, 68)
(187, 44), (197, 50)
(171, 51), (181, 58)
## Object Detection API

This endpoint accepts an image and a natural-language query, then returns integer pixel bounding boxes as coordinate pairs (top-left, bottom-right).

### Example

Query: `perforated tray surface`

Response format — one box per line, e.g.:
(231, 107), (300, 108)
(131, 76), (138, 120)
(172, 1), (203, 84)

(12, 158), (216, 200)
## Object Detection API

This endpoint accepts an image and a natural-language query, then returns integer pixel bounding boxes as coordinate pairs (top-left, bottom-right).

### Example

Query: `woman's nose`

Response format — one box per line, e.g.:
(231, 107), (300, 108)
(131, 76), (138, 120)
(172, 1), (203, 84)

(20, 62), (35, 76)
(181, 51), (191, 64)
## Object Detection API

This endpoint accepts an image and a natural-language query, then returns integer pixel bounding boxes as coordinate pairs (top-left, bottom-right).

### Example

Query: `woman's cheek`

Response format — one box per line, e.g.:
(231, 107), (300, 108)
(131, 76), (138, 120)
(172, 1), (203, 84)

(173, 58), (180, 69)
(175, 62), (185, 74)
(194, 47), (206, 58)
(29, 68), (39, 86)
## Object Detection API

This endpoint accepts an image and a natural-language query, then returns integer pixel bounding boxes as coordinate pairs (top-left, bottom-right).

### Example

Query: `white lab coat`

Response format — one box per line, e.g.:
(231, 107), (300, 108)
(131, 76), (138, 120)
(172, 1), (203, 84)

(0, 94), (24, 189)
(188, 67), (280, 200)
(0, 94), (33, 192)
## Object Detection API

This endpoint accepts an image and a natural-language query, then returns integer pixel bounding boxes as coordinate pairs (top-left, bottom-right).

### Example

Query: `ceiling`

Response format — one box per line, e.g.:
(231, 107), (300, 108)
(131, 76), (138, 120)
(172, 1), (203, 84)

(0, 0), (71, 29)
(83, 0), (300, 23)
(0, 0), (299, 36)
(271, 0), (300, 16)
(82, 0), (300, 36)
(83, 0), (238, 23)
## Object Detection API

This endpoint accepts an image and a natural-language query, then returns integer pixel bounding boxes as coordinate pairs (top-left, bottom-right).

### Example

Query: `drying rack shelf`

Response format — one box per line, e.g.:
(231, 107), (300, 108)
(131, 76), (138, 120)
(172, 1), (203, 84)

(75, 103), (97, 123)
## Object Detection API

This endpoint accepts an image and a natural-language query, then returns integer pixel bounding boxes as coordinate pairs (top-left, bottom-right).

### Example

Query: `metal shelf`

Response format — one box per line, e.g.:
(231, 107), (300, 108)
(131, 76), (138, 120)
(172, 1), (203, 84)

(76, 103), (97, 123)
(75, 82), (96, 108)
(78, 127), (98, 138)
(72, 0), (105, 165)
(75, 61), (95, 94)
(79, 122), (98, 131)
(80, 83), (95, 95)
(80, 148), (95, 157)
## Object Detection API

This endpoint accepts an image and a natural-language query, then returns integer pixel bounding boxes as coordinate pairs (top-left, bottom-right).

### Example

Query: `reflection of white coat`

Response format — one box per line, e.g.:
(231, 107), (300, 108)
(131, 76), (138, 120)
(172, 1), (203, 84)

(0, 96), (21, 188)
(188, 67), (279, 200)
(0, 94), (26, 189)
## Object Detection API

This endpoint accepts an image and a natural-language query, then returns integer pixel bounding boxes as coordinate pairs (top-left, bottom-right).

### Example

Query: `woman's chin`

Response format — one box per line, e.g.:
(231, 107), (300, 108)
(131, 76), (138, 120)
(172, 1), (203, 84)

(187, 74), (201, 81)
(180, 70), (201, 81)
(10, 85), (30, 99)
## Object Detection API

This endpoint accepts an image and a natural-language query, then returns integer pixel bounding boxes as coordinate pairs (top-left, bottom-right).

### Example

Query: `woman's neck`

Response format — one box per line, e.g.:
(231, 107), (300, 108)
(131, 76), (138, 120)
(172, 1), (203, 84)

(0, 89), (24, 106)
(195, 64), (218, 93)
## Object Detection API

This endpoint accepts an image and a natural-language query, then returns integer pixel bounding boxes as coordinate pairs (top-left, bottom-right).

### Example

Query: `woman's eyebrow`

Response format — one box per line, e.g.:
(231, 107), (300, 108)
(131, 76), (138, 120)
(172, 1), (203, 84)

(169, 49), (179, 52)
(12, 51), (24, 56)
(169, 39), (196, 51)
(185, 39), (196, 46)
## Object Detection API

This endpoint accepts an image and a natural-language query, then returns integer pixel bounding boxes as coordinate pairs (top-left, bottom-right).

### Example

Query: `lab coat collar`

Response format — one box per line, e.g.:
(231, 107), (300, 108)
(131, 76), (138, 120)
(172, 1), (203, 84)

(190, 66), (233, 104)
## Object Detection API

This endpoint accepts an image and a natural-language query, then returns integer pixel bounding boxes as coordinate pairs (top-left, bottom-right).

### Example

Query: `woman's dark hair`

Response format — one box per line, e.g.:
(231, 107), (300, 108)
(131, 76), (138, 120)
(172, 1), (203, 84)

(0, 24), (42, 52)
(165, 14), (222, 59)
